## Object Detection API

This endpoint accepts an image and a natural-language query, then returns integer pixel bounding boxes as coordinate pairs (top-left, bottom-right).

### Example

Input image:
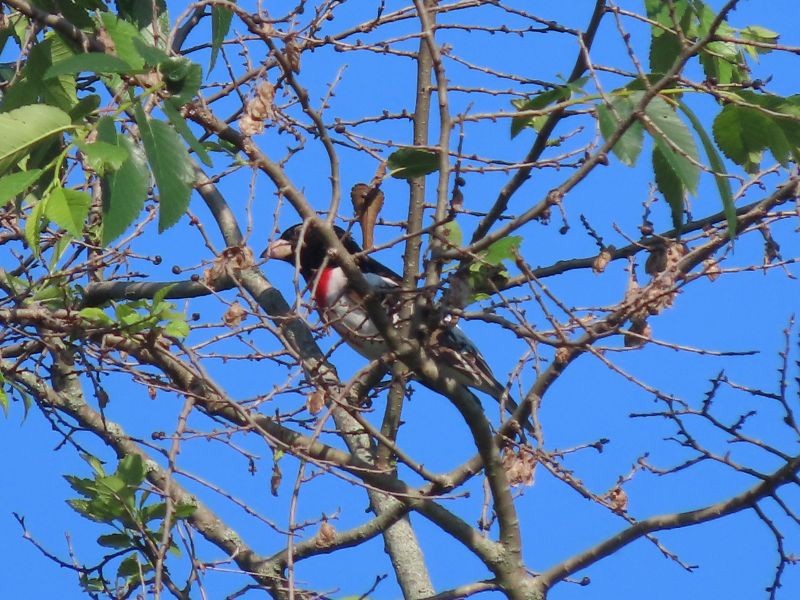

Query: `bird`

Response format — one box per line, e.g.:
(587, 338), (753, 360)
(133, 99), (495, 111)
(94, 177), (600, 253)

(263, 221), (517, 417)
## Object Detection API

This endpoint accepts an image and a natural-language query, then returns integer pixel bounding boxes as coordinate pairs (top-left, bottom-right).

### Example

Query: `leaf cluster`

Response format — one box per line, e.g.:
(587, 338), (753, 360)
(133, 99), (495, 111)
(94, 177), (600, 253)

(66, 453), (195, 594)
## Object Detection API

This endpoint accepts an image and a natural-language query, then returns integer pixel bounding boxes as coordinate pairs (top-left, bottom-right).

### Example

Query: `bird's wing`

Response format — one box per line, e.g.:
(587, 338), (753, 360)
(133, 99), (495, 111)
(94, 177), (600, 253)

(429, 325), (507, 399)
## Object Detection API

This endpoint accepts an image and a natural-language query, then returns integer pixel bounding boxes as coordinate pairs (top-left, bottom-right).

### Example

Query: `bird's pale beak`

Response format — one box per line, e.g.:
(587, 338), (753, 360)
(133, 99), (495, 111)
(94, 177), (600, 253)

(261, 238), (293, 260)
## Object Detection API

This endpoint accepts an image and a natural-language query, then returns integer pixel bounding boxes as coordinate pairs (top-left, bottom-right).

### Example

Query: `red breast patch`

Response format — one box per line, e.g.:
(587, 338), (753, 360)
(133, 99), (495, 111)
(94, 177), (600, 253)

(313, 267), (333, 308)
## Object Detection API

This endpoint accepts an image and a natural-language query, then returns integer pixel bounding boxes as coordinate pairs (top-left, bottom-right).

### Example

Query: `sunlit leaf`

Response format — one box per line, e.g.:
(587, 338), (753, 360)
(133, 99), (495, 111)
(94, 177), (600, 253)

(64, 475), (97, 497)
(0, 104), (72, 175)
(43, 53), (134, 79)
(141, 502), (167, 522)
(740, 24), (779, 55)
(77, 140), (129, 174)
(678, 101), (736, 239)
(442, 221), (462, 248)
(159, 57), (202, 105)
(162, 100), (212, 166)
(511, 86), (569, 138)
(99, 13), (146, 69)
(712, 103), (771, 172)
(69, 94), (101, 122)
(172, 503), (197, 519)
(644, 96), (700, 194)
(645, 0), (691, 73)
(24, 197), (47, 256)
(164, 319), (189, 339)
(132, 38), (169, 66)
(0, 375), (7, 416)
(387, 148), (439, 179)
(97, 533), (133, 549)
(44, 187), (91, 237)
(78, 307), (114, 325)
(117, 554), (144, 578)
(483, 236), (523, 265)
(97, 116), (148, 245)
(0, 169), (43, 204)
(117, 454), (146, 486)
(597, 93), (645, 166)
(210, 3), (234, 72)
(652, 145), (685, 231)
(132, 103), (194, 232)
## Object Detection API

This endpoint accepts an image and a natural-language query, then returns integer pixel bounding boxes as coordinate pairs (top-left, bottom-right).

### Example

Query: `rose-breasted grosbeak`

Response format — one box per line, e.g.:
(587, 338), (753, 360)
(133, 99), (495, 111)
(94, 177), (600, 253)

(264, 222), (511, 408)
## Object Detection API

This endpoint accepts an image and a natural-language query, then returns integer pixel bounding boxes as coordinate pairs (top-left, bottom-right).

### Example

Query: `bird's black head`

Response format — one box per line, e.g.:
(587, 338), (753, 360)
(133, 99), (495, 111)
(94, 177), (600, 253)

(263, 222), (363, 277)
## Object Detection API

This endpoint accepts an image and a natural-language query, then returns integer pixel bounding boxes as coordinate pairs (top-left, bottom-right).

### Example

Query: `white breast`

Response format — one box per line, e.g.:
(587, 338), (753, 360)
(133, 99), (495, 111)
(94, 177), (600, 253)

(318, 268), (396, 359)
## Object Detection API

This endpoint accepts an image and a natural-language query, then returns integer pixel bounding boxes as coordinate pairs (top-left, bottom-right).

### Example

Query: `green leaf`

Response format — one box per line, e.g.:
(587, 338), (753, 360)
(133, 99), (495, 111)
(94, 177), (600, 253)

(739, 92), (800, 164)
(172, 503), (197, 519)
(67, 498), (100, 521)
(644, 96), (700, 194)
(117, 554), (144, 578)
(97, 533), (133, 549)
(691, 1), (736, 39)
(645, 0), (690, 27)
(77, 140), (129, 174)
(45, 187), (91, 237)
(483, 236), (523, 265)
(133, 102), (195, 232)
(141, 502), (167, 522)
(203, 139), (239, 156)
(162, 100), (212, 166)
(699, 50), (735, 85)
(116, 0), (168, 37)
(164, 318), (189, 339)
(152, 283), (176, 306)
(700, 40), (746, 85)
(387, 148), (439, 179)
(0, 375), (7, 416)
(649, 26), (681, 74)
(46, 0), (98, 28)
(47, 235), (72, 272)
(79, 576), (105, 593)
(4, 34), (80, 112)
(442, 221), (462, 248)
(34, 280), (69, 307)
(95, 475), (129, 499)
(43, 53), (134, 79)
(159, 57), (202, 105)
(510, 86), (569, 138)
(78, 307), (114, 325)
(705, 40), (739, 62)
(43, 34), (78, 111)
(117, 454), (147, 486)
(24, 197), (47, 256)
(740, 25), (779, 54)
(597, 93), (645, 166)
(64, 475), (97, 497)
(645, 0), (691, 73)
(132, 38), (170, 66)
(82, 452), (107, 476)
(0, 169), (43, 204)
(69, 94), (101, 122)
(712, 103), (771, 172)
(210, 3), (234, 72)
(678, 101), (736, 239)
(98, 13), (146, 70)
(115, 303), (147, 329)
(653, 145), (685, 231)
(0, 104), (72, 175)
(97, 117), (149, 245)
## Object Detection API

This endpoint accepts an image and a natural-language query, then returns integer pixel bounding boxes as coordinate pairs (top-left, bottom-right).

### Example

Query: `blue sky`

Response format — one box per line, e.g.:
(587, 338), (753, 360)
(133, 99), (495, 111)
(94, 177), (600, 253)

(2, 1), (800, 598)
